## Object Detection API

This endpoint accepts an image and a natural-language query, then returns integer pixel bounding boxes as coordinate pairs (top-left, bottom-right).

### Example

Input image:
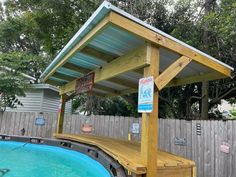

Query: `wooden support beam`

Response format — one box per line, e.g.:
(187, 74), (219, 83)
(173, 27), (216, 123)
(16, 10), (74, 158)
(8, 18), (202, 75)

(155, 56), (192, 91)
(43, 16), (110, 82)
(53, 72), (75, 82)
(60, 44), (149, 95)
(94, 45), (149, 83)
(63, 63), (90, 74)
(135, 68), (144, 75)
(56, 94), (67, 134)
(141, 44), (159, 177)
(107, 77), (138, 90)
(63, 62), (138, 90)
(167, 72), (226, 87)
(81, 46), (118, 63)
(53, 72), (121, 95)
(108, 12), (232, 77)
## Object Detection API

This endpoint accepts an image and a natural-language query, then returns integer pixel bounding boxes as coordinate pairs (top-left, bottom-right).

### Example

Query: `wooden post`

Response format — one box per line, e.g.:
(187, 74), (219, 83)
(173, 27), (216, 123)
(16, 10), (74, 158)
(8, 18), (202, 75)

(141, 44), (159, 177)
(56, 94), (67, 134)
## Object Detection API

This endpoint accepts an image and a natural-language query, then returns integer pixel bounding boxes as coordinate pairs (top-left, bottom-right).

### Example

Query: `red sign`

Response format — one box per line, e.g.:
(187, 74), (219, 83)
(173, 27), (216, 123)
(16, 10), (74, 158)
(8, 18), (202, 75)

(75, 72), (94, 94)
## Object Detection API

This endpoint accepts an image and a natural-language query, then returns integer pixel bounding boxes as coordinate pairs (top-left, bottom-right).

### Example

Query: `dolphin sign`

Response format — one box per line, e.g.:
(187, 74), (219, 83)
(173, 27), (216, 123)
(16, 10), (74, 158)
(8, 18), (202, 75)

(140, 86), (152, 100)
(138, 76), (154, 113)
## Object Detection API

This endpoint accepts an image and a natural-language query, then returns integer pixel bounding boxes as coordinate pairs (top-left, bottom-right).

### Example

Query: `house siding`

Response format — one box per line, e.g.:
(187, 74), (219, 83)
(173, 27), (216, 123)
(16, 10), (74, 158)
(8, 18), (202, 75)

(42, 89), (72, 114)
(6, 87), (72, 114)
(6, 90), (43, 112)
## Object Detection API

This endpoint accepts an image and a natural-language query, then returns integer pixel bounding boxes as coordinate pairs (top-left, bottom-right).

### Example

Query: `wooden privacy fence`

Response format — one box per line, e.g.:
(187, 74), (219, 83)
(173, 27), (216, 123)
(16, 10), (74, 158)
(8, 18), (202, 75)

(0, 111), (236, 177)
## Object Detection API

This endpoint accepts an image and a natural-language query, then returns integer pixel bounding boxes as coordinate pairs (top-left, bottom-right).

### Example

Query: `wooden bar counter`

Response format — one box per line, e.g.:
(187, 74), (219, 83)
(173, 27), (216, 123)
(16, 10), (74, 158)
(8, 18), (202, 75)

(54, 133), (196, 177)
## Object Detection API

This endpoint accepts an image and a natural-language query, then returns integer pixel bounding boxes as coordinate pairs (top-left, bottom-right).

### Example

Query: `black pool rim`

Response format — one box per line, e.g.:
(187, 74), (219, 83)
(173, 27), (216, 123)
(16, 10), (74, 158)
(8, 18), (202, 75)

(0, 134), (127, 177)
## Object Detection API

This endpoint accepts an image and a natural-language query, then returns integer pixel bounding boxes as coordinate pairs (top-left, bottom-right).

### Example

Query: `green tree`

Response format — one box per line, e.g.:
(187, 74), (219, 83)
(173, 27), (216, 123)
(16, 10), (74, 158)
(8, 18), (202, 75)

(0, 68), (27, 111)
(0, 0), (235, 118)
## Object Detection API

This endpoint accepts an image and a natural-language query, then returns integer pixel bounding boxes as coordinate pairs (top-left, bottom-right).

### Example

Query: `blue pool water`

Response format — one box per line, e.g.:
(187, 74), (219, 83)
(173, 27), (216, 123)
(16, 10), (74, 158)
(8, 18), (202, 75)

(0, 141), (110, 177)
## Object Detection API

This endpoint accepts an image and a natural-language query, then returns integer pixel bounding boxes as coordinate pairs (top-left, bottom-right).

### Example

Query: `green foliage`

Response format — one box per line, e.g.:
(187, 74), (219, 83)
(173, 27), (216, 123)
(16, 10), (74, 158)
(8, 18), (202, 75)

(0, 52), (48, 82)
(73, 94), (138, 117)
(0, 70), (27, 111)
(230, 108), (236, 119)
(0, 0), (235, 118)
(2, 0), (101, 56)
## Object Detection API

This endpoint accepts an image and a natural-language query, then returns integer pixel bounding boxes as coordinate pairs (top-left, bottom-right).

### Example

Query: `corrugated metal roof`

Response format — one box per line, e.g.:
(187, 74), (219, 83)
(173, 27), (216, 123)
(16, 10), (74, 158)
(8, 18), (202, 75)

(41, 1), (234, 95)
(89, 25), (145, 56)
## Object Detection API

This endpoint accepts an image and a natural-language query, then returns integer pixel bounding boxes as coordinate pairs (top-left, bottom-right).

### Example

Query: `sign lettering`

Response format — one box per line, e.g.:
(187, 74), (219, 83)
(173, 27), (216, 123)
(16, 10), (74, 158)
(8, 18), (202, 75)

(75, 72), (95, 94)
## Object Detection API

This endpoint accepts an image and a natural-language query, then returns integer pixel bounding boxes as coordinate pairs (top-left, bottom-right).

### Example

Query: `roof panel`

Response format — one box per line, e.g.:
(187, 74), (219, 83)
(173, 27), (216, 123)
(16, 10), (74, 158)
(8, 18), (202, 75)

(89, 25), (145, 56)
(97, 80), (128, 90)
(159, 47), (212, 78)
(41, 1), (233, 93)
(50, 76), (68, 84)
(68, 55), (103, 70)
(118, 71), (142, 83)
(57, 67), (82, 78)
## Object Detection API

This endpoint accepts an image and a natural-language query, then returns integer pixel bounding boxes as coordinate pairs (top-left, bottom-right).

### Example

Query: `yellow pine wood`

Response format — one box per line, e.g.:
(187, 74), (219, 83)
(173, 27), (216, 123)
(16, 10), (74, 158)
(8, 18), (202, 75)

(43, 17), (110, 82)
(167, 72), (226, 87)
(59, 44), (149, 95)
(56, 94), (67, 134)
(60, 80), (77, 95)
(63, 63), (90, 74)
(155, 56), (192, 91)
(94, 44), (149, 83)
(141, 44), (159, 177)
(108, 12), (232, 77)
(53, 72), (75, 82)
(54, 133), (196, 177)
(81, 46), (117, 63)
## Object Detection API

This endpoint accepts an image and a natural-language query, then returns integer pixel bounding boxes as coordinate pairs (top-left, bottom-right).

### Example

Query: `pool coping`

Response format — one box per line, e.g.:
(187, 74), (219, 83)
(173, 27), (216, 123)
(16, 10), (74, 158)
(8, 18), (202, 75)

(0, 134), (127, 177)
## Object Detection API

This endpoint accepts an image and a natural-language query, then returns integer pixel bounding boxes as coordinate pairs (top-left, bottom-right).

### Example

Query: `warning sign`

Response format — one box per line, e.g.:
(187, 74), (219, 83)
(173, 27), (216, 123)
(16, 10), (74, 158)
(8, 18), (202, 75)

(138, 76), (154, 113)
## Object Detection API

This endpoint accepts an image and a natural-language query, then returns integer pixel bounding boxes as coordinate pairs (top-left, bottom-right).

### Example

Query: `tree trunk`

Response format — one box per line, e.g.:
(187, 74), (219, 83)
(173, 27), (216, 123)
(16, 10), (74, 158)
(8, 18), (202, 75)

(200, 0), (216, 120)
(201, 81), (209, 119)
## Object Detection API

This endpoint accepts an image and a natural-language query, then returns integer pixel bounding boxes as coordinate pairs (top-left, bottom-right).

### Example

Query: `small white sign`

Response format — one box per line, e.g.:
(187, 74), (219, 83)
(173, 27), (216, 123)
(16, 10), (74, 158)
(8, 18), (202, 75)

(138, 76), (154, 113)
(132, 123), (140, 134)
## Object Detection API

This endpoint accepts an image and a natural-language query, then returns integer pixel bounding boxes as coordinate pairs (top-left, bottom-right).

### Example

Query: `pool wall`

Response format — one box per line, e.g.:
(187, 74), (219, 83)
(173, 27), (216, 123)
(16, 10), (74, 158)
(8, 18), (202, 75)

(0, 134), (127, 177)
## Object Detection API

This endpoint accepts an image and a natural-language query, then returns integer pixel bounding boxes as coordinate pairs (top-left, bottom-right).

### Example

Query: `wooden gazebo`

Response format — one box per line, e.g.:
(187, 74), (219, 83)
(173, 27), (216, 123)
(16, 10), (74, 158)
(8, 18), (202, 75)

(41, 1), (233, 177)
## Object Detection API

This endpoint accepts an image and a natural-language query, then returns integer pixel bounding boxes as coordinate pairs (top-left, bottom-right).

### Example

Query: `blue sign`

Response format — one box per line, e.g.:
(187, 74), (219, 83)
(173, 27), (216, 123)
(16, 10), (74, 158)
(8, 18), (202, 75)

(138, 76), (154, 113)
(35, 117), (45, 126)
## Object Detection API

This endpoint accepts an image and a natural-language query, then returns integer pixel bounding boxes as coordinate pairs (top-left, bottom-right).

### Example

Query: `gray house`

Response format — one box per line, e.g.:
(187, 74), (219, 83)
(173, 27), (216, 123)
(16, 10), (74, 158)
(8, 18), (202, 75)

(6, 84), (72, 113)
(0, 66), (72, 113)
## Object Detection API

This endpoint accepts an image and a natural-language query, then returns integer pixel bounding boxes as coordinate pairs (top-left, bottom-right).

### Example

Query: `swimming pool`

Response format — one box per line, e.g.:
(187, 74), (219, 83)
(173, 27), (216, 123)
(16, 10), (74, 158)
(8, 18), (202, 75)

(0, 141), (111, 177)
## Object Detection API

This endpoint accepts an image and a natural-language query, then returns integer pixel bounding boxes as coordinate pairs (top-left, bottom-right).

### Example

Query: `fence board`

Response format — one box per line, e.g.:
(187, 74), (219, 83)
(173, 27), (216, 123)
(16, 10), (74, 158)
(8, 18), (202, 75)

(1, 112), (236, 177)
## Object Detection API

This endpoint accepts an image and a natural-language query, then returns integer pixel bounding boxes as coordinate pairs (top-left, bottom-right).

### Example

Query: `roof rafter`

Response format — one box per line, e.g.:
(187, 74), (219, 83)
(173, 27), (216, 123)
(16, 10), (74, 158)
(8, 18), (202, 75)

(43, 16), (111, 82)
(167, 72), (226, 87)
(62, 62), (138, 90)
(108, 11), (232, 77)
(59, 44), (150, 95)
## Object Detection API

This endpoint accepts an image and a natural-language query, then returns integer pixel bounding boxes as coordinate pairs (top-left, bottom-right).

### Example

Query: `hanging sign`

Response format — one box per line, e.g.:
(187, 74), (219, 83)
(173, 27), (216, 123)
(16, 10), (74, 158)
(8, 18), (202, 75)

(138, 76), (154, 113)
(174, 137), (187, 146)
(75, 72), (95, 94)
(35, 118), (45, 126)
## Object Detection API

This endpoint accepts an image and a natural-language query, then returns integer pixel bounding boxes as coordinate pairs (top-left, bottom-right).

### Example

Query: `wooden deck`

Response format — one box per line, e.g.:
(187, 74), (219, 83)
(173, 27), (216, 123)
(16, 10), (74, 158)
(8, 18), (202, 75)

(54, 133), (196, 177)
